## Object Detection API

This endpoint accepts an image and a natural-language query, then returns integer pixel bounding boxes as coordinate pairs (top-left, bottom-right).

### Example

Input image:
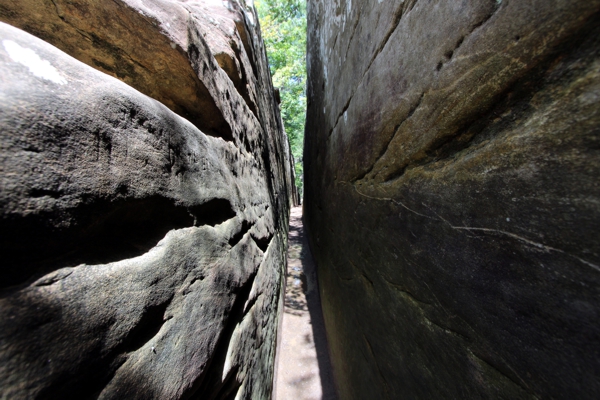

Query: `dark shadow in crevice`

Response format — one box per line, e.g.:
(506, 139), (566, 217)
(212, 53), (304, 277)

(234, 18), (259, 82)
(182, 271), (258, 400)
(231, 40), (259, 120)
(116, 295), (173, 354)
(251, 232), (274, 253)
(229, 220), (252, 248)
(212, 365), (242, 400)
(0, 196), (235, 290)
(185, 22), (235, 143)
(34, 347), (128, 400)
(33, 294), (174, 400)
(190, 198), (236, 227)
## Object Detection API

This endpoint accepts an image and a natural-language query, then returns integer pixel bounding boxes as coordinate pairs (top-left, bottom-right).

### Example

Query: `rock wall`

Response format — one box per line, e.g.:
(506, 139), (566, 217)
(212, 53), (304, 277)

(0, 0), (293, 398)
(304, 0), (600, 398)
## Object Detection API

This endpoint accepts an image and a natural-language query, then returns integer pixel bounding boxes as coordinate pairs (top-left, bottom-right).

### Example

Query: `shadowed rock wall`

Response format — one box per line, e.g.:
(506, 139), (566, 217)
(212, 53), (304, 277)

(0, 0), (294, 398)
(304, 0), (600, 398)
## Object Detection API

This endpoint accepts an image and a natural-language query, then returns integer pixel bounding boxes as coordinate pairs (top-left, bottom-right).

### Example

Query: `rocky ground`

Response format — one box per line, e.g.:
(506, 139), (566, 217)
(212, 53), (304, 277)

(273, 207), (337, 400)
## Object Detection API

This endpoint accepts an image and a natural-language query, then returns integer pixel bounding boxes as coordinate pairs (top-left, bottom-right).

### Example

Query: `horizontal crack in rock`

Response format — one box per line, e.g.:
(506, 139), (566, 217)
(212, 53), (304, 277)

(2, 197), (236, 290)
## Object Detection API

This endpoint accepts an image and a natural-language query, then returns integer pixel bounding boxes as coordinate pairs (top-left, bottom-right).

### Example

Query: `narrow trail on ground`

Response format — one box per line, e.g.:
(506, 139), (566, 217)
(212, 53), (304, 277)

(273, 207), (337, 400)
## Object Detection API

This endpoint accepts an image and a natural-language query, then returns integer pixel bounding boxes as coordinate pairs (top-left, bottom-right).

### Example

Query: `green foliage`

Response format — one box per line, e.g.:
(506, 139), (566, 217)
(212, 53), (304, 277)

(256, 0), (306, 193)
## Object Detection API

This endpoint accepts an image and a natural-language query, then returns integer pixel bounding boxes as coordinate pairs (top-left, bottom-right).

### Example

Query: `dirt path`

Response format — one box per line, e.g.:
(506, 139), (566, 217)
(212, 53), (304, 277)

(273, 207), (337, 400)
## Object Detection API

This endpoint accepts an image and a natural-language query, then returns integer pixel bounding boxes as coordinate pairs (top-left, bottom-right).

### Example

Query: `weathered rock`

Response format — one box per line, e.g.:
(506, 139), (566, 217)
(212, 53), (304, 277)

(0, 0), (293, 397)
(304, 0), (600, 399)
(0, 0), (279, 142)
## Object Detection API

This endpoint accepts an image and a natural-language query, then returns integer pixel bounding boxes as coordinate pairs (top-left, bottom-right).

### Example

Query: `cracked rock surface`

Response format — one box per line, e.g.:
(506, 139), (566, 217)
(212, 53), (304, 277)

(0, 0), (294, 398)
(304, 0), (600, 399)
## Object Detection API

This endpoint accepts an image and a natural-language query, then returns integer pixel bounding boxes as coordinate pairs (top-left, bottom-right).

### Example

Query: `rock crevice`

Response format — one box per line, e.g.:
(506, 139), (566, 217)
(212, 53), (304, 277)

(0, 0), (295, 398)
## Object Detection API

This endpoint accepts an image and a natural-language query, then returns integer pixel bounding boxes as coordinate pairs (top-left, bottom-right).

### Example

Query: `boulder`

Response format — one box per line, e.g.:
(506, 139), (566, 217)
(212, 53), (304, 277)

(0, 0), (293, 397)
(304, 0), (600, 398)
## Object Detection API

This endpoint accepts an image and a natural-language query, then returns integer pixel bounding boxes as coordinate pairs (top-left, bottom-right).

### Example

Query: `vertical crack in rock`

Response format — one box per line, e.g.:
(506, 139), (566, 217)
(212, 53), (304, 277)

(329, 0), (417, 140)
(467, 349), (534, 396)
(348, 91), (423, 183)
(361, 92), (423, 183)
(230, 39), (259, 119)
(328, 95), (352, 138)
(228, 220), (253, 248)
(212, 365), (242, 400)
(186, 45), (235, 142)
(379, 10), (597, 184)
(362, 334), (390, 400)
(251, 232), (274, 253)
(234, 18), (259, 81)
(343, 7), (362, 62)
(436, 2), (501, 71)
(117, 296), (174, 354)
(32, 294), (176, 400)
(184, 272), (258, 400)
(361, 1), (410, 81)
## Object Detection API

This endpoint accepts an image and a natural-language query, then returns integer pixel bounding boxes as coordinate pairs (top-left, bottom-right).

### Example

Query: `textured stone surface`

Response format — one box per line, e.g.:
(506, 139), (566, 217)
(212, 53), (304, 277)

(304, 0), (600, 399)
(0, 0), (279, 141)
(0, 0), (293, 397)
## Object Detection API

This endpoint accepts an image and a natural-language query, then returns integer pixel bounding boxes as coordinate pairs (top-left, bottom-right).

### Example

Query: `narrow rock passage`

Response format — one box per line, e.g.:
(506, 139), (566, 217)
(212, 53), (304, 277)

(273, 207), (337, 400)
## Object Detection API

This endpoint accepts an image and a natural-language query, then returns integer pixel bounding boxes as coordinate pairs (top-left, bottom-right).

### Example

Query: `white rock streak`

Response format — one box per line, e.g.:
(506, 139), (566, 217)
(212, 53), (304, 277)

(3, 40), (67, 85)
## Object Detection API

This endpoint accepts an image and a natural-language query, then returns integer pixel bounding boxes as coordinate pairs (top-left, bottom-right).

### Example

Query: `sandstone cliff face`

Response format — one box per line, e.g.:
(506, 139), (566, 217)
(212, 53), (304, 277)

(304, 0), (600, 398)
(0, 1), (293, 398)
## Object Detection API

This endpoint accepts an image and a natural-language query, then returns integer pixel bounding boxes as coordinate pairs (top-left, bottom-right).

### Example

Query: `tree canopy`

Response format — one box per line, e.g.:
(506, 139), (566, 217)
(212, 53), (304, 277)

(256, 0), (306, 194)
